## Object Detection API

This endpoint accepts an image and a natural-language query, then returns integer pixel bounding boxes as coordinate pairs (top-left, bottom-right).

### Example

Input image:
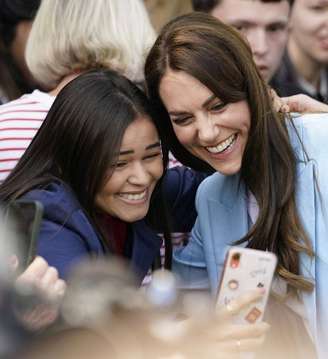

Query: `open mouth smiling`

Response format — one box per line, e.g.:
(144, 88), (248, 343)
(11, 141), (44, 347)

(205, 134), (237, 154)
(118, 189), (148, 202)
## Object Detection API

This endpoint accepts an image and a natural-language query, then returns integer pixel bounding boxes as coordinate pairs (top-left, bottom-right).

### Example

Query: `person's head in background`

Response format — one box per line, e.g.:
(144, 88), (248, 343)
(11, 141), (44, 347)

(192, 0), (293, 82)
(0, 0), (41, 102)
(0, 69), (166, 227)
(144, 0), (192, 31)
(25, 0), (156, 94)
(287, 0), (328, 91)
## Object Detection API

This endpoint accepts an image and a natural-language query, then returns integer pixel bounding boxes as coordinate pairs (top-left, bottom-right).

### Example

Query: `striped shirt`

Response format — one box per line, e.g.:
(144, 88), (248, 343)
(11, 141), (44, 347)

(0, 90), (55, 182)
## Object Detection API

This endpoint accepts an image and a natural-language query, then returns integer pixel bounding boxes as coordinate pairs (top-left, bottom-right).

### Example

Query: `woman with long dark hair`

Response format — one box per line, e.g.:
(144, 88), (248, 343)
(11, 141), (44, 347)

(0, 69), (204, 281)
(145, 12), (328, 357)
(0, 69), (270, 353)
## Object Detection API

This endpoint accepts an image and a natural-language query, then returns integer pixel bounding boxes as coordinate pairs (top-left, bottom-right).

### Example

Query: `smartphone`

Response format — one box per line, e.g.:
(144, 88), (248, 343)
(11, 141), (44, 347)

(216, 247), (277, 324)
(5, 200), (43, 271)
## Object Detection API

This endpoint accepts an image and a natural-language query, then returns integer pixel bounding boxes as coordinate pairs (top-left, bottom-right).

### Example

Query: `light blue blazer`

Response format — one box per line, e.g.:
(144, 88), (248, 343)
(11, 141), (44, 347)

(173, 113), (328, 358)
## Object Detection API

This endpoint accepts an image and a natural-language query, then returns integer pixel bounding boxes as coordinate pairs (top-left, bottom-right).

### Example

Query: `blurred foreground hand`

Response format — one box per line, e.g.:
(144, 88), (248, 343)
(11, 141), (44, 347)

(14, 256), (66, 330)
(21, 262), (269, 359)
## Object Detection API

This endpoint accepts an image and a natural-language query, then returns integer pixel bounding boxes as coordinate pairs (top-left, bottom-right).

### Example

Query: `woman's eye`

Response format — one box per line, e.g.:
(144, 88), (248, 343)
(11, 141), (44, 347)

(234, 25), (244, 31)
(115, 162), (127, 169)
(210, 102), (226, 112)
(172, 116), (192, 126)
(309, 5), (325, 11)
(144, 153), (161, 161)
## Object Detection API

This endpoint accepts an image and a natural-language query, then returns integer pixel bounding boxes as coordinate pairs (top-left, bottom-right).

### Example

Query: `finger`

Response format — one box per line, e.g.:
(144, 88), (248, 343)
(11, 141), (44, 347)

(279, 104), (290, 113)
(17, 257), (48, 283)
(217, 334), (266, 353)
(268, 87), (284, 113)
(39, 266), (59, 293)
(53, 279), (67, 299)
(209, 322), (270, 341)
(216, 289), (265, 319)
(282, 95), (302, 113)
(183, 335), (266, 357)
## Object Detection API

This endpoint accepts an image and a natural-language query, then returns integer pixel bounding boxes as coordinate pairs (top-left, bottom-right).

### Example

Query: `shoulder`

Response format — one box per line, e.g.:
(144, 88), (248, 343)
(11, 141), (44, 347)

(0, 90), (53, 117)
(196, 172), (232, 198)
(163, 166), (207, 202)
(288, 112), (328, 137)
(22, 181), (83, 223)
(287, 113), (328, 161)
(23, 182), (103, 264)
(195, 172), (233, 206)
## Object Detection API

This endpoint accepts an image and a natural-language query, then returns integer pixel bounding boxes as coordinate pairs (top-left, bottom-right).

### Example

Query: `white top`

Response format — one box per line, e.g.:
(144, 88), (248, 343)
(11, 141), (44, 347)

(0, 90), (55, 182)
(297, 68), (328, 100)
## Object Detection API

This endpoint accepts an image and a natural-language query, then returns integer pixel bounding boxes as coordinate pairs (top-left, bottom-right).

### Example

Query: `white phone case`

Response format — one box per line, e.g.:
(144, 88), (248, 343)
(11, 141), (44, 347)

(216, 247), (277, 324)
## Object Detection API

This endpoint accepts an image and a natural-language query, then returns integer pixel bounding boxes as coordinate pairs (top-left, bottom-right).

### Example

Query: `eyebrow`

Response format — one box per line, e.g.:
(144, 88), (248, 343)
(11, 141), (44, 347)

(118, 141), (161, 156)
(231, 19), (288, 27)
(168, 94), (217, 117)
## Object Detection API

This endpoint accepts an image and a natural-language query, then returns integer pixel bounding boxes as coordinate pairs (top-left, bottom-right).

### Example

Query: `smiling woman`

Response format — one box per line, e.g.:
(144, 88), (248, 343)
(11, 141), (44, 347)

(145, 12), (328, 357)
(0, 69), (205, 280)
(159, 70), (251, 175)
(96, 116), (163, 223)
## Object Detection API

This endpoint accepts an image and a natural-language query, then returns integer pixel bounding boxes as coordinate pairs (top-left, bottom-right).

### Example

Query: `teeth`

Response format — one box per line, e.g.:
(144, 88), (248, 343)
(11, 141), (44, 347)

(119, 190), (147, 201)
(206, 134), (236, 154)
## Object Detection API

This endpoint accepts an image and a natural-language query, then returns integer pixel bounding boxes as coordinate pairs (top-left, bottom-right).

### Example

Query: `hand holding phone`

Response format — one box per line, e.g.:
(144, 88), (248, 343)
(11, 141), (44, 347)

(5, 200), (43, 272)
(216, 247), (277, 325)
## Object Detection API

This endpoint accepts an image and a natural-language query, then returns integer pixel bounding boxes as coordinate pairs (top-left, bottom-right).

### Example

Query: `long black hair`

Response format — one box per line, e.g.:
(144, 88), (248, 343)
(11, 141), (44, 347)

(0, 69), (172, 267)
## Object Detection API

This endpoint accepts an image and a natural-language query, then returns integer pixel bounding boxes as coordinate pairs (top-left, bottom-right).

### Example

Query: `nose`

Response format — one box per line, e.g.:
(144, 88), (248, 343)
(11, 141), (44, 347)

(197, 114), (220, 144)
(249, 29), (269, 57)
(128, 162), (151, 186)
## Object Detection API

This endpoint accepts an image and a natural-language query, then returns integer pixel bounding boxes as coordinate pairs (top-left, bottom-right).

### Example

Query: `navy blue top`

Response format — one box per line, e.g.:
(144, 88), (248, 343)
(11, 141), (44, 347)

(21, 166), (206, 281)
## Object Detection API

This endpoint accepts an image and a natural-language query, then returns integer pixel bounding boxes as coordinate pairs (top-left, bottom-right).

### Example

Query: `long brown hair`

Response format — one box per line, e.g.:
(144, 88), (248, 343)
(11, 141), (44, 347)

(145, 12), (313, 292)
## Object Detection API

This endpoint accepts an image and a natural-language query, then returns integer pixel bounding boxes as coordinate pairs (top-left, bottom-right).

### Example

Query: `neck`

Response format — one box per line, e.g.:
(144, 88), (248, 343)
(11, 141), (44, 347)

(48, 73), (80, 97)
(288, 37), (323, 89)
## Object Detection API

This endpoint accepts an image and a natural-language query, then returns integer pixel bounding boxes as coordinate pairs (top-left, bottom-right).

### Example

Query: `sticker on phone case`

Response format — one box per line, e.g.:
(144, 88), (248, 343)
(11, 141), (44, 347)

(230, 253), (241, 268)
(245, 307), (262, 323)
(228, 279), (239, 290)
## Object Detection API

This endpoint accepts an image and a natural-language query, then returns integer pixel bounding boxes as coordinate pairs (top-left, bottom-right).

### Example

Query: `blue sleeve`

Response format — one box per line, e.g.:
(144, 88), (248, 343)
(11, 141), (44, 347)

(36, 218), (92, 279)
(173, 214), (210, 290)
(172, 177), (210, 291)
(163, 167), (208, 232)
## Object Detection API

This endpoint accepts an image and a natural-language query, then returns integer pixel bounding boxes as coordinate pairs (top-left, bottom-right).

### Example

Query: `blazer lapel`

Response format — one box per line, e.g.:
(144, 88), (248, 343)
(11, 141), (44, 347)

(207, 175), (249, 288)
(296, 161), (317, 339)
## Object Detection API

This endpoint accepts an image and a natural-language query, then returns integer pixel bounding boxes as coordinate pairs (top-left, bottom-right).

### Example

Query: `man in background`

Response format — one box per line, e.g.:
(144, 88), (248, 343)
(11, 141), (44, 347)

(192, 0), (292, 87)
(273, 0), (328, 102)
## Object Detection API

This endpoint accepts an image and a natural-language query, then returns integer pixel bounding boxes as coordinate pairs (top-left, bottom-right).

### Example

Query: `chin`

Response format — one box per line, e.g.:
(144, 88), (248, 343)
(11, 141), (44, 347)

(122, 211), (148, 223)
(214, 163), (242, 176)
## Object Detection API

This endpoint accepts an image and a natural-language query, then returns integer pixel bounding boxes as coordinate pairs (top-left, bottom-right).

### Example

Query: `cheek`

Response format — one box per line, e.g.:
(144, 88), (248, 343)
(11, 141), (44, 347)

(95, 176), (121, 206)
(271, 33), (288, 48)
(173, 125), (194, 146)
(153, 160), (164, 180)
(292, 15), (316, 38)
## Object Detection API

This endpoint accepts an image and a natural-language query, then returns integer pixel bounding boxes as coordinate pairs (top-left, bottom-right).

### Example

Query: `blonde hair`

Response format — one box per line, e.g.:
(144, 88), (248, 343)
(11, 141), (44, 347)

(25, 0), (156, 88)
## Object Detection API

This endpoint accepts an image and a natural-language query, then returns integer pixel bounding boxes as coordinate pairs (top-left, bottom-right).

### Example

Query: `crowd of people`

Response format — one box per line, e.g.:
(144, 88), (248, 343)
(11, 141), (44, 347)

(1, 0), (328, 358)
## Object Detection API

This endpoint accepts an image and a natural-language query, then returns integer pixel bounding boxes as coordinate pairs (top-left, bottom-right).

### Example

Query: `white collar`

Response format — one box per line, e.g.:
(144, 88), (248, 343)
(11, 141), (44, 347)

(297, 68), (328, 98)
